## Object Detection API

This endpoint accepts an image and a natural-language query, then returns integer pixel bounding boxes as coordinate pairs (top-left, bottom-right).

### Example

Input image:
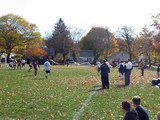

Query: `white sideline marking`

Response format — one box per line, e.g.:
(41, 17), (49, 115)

(72, 87), (100, 120)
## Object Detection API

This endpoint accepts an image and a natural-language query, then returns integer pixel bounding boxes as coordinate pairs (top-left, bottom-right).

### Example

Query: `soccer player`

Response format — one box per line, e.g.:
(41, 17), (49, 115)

(44, 60), (51, 79)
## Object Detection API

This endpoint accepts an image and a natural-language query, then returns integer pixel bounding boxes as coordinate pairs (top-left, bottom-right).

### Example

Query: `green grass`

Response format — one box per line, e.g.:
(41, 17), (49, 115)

(0, 65), (159, 120)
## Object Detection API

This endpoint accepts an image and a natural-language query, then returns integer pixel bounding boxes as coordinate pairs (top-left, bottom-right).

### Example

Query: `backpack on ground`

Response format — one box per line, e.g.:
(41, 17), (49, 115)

(152, 78), (160, 86)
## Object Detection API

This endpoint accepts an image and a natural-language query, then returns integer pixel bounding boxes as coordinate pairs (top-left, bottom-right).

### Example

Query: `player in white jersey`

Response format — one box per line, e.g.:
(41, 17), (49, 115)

(44, 60), (51, 79)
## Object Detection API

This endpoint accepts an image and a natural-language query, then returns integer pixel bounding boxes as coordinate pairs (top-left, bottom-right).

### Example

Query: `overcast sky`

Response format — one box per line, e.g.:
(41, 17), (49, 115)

(0, 0), (160, 37)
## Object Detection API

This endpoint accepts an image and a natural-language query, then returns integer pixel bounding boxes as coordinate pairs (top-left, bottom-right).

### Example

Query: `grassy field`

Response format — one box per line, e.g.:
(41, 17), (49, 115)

(0, 65), (160, 120)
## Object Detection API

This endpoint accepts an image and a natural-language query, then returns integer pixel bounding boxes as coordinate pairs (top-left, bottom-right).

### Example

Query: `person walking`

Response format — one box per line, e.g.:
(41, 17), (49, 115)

(140, 61), (145, 76)
(98, 59), (110, 89)
(118, 61), (125, 79)
(132, 96), (149, 120)
(124, 59), (133, 86)
(44, 60), (51, 79)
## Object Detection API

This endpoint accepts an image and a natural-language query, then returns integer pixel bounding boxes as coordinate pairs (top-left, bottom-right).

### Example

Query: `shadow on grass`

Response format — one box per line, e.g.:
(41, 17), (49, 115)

(22, 74), (33, 77)
(31, 77), (46, 80)
(116, 84), (127, 88)
(88, 85), (109, 92)
(22, 75), (46, 81)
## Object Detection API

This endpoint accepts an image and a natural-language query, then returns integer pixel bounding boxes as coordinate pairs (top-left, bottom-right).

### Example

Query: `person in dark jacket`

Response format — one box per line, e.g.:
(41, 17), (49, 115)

(118, 61), (125, 79)
(122, 101), (139, 120)
(33, 60), (39, 76)
(124, 60), (133, 86)
(132, 96), (149, 120)
(140, 61), (145, 76)
(98, 59), (110, 89)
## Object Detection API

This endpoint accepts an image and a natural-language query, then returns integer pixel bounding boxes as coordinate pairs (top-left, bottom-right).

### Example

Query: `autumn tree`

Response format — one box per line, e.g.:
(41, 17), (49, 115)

(0, 14), (41, 62)
(117, 38), (128, 52)
(46, 18), (72, 60)
(118, 26), (135, 60)
(151, 13), (160, 61)
(17, 38), (47, 58)
(23, 47), (47, 58)
(80, 27), (118, 60)
(134, 26), (154, 66)
(69, 26), (85, 61)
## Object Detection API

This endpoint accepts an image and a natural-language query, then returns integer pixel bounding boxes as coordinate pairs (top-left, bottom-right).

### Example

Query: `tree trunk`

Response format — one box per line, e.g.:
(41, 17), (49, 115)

(94, 53), (100, 64)
(63, 53), (66, 61)
(7, 53), (11, 63)
(129, 52), (132, 61)
(127, 43), (132, 60)
(148, 54), (151, 67)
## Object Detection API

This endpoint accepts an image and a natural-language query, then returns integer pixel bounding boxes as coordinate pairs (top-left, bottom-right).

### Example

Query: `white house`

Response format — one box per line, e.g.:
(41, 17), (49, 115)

(108, 51), (129, 62)
(77, 50), (94, 63)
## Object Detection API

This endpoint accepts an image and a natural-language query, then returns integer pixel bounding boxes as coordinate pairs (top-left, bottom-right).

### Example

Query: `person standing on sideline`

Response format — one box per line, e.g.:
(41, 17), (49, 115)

(118, 61), (125, 79)
(140, 61), (145, 76)
(121, 101), (138, 120)
(98, 59), (110, 89)
(157, 63), (160, 78)
(132, 96), (149, 120)
(124, 59), (133, 86)
(44, 60), (51, 79)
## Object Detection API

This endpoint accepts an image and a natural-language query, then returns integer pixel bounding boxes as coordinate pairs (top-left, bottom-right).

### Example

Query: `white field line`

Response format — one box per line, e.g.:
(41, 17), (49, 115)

(72, 87), (100, 120)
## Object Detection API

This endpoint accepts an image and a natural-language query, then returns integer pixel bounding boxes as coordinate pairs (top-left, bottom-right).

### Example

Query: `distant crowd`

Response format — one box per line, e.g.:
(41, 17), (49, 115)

(97, 59), (160, 89)
(97, 59), (133, 89)
(7, 57), (51, 79)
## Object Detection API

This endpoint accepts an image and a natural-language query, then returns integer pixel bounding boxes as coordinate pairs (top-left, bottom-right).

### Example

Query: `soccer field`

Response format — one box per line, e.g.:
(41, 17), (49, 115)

(0, 65), (159, 120)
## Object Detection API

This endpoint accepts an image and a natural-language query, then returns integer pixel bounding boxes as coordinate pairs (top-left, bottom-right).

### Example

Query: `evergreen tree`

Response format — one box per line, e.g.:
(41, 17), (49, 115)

(47, 18), (72, 60)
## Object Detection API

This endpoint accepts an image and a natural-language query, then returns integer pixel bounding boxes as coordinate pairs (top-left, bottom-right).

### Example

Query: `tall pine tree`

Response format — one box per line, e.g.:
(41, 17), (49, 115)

(47, 18), (72, 60)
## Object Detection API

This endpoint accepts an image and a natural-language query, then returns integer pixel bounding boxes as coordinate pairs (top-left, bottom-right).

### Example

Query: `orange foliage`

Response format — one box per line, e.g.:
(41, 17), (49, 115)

(23, 47), (47, 57)
(152, 36), (160, 50)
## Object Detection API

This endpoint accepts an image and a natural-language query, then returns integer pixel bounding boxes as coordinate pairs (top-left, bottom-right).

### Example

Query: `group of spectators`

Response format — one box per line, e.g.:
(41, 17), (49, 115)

(97, 59), (133, 89)
(122, 96), (149, 120)
(97, 59), (160, 89)
(122, 96), (160, 120)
